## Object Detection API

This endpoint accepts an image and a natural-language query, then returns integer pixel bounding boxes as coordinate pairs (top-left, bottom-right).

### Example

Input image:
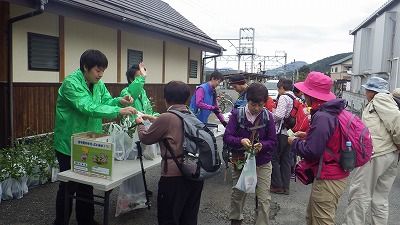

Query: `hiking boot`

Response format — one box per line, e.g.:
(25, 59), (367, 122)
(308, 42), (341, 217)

(270, 186), (284, 194)
(283, 188), (290, 195)
(231, 219), (242, 225)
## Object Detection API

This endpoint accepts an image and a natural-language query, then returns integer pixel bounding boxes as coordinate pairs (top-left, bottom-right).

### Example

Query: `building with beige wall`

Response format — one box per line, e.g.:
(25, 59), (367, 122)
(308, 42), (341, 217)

(0, 0), (222, 147)
(329, 54), (352, 81)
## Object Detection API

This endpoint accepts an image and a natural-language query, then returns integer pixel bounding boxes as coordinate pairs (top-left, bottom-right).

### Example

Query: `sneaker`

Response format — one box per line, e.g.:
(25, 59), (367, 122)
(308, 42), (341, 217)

(270, 187), (284, 194)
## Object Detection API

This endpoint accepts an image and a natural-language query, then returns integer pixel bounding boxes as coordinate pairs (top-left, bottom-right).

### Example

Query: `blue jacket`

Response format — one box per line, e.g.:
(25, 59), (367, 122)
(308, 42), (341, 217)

(189, 83), (214, 123)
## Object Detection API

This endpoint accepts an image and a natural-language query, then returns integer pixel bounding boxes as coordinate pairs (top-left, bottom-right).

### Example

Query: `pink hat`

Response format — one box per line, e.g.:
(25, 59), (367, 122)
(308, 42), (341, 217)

(294, 71), (336, 101)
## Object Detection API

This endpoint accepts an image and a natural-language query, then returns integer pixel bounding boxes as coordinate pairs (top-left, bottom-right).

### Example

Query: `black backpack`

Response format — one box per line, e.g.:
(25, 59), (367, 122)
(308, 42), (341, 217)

(163, 110), (221, 181)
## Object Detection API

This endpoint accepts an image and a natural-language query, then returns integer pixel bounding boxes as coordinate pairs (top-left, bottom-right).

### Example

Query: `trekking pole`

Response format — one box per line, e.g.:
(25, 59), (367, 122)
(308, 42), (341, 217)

(255, 184), (259, 217)
(136, 141), (151, 210)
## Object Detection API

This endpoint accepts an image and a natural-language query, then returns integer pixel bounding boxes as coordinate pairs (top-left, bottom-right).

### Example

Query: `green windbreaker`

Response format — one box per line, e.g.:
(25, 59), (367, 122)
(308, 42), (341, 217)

(54, 69), (122, 156)
(120, 75), (159, 121)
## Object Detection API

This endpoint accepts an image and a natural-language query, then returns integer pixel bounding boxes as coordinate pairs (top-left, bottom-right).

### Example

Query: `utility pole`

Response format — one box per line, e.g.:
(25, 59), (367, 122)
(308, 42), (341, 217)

(238, 28), (255, 72)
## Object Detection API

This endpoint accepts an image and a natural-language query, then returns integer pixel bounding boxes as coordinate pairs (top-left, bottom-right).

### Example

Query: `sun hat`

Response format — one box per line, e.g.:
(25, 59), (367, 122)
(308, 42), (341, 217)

(294, 71), (336, 101)
(361, 77), (390, 93)
(393, 88), (400, 98)
(229, 74), (246, 85)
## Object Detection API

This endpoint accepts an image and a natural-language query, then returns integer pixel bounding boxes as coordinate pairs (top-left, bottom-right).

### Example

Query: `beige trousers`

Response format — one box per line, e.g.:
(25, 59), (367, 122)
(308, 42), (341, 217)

(346, 151), (399, 225)
(306, 177), (348, 225)
(229, 162), (272, 225)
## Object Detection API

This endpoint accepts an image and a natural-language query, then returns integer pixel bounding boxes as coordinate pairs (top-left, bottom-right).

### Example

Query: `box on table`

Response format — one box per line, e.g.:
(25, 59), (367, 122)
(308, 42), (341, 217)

(71, 132), (115, 180)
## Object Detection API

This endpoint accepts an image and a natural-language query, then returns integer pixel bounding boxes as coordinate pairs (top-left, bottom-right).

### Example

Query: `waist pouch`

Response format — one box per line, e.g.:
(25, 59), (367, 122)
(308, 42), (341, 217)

(295, 160), (315, 185)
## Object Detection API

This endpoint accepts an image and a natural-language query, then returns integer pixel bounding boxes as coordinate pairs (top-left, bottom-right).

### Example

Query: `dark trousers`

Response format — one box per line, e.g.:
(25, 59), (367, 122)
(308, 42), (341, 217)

(157, 176), (204, 225)
(54, 151), (95, 225)
(271, 133), (291, 190)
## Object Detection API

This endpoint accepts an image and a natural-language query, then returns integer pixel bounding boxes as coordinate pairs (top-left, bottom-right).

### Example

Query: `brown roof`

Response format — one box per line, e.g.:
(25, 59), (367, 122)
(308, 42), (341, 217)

(51, 0), (223, 53)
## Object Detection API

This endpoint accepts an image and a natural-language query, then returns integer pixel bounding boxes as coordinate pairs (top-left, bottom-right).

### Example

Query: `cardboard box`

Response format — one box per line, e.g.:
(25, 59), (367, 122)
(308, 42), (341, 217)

(71, 132), (114, 179)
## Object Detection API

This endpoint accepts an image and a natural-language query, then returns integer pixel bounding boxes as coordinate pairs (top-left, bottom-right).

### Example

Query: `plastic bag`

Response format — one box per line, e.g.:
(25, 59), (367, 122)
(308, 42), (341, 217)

(19, 176), (29, 195)
(141, 120), (159, 160)
(109, 123), (134, 161)
(235, 155), (257, 193)
(1, 177), (23, 200)
(115, 175), (147, 217)
(28, 166), (41, 187)
(51, 167), (60, 182)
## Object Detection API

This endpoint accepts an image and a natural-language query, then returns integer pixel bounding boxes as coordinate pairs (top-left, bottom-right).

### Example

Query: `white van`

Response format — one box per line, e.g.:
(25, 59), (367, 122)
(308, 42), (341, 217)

(264, 80), (279, 101)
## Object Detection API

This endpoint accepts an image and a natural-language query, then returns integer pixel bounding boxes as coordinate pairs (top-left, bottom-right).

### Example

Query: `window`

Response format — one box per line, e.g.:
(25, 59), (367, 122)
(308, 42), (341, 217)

(335, 67), (338, 73)
(127, 49), (143, 69)
(189, 60), (198, 78)
(28, 32), (59, 71)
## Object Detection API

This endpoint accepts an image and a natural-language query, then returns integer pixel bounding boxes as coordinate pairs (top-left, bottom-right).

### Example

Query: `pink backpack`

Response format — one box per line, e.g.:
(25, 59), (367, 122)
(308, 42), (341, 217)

(323, 109), (373, 173)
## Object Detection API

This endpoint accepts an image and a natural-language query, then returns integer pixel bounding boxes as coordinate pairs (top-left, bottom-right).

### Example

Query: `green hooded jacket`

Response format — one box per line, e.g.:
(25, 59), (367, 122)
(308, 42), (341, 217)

(54, 69), (122, 156)
(120, 75), (159, 121)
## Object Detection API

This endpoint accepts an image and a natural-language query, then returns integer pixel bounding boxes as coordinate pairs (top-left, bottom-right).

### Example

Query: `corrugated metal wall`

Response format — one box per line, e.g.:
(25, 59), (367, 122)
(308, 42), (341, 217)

(372, 12), (396, 73)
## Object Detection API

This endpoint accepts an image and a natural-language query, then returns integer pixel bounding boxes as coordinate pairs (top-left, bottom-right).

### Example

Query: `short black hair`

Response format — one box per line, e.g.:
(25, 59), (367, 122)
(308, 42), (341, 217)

(126, 64), (140, 84)
(293, 86), (301, 94)
(277, 77), (293, 91)
(209, 70), (224, 81)
(246, 83), (268, 103)
(164, 81), (190, 104)
(80, 49), (108, 72)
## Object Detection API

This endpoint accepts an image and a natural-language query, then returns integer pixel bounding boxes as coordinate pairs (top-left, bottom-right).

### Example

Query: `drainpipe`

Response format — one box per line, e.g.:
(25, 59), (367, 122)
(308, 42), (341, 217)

(393, 57), (399, 89)
(202, 53), (221, 83)
(8, 1), (46, 147)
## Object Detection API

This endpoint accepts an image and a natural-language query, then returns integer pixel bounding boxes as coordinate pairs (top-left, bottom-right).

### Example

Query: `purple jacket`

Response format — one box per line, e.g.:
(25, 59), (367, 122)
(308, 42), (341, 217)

(223, 108), (278, 166)
(292, 99), (350, 180)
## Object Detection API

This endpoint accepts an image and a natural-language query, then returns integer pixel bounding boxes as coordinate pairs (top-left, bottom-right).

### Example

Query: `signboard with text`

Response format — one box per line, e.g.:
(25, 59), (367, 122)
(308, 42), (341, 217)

(71, 132), (114, 180)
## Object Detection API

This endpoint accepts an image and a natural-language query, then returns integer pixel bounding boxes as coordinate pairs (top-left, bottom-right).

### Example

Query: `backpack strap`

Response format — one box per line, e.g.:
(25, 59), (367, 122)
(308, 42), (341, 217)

(162, 139), (185, 175)
(237, 107), (269, 131)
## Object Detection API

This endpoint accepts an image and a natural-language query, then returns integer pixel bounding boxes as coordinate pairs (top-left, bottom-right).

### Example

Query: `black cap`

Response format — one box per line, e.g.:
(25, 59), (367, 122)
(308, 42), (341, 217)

(229, 74), (246, 85)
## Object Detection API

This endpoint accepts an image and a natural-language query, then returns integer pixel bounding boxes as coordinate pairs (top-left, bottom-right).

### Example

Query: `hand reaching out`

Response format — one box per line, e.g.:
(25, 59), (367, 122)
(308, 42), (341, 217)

(120, 95), (133, 105)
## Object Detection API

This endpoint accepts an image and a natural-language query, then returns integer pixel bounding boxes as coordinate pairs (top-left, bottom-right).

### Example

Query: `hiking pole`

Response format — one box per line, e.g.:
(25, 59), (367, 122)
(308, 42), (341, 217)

(255, 184), (259, 217)
(136, 141), (151, 210)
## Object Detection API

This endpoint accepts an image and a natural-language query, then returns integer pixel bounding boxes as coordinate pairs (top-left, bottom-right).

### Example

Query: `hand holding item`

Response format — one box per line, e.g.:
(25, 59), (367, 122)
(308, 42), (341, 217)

(120, 95), (133, 105)
(120, 106), (137, 116)
(294, 131), (307, 139)
(142, 114), (157, 123)
(213, 107), (220, 114)
(135, 116), (144, 125)
(254, 143), (262, 153)
(241, 138), (251, 148)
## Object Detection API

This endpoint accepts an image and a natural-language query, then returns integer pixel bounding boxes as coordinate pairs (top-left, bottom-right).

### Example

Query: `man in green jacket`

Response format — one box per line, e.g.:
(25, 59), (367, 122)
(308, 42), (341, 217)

(53, 49), (136, 225)
(120, 62), (159, 123)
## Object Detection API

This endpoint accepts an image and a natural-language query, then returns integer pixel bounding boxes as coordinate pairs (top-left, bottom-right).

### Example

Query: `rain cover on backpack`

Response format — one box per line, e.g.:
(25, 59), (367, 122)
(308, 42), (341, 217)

(335, 109), (373, 168)
(165, 110), (221, 181)
(283, 94), (310, 132)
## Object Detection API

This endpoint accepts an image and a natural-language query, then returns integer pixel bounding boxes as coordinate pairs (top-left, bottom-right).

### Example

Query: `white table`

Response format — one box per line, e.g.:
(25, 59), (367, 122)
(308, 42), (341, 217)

(57, 155), (162, 225)
(57, 124), (225, 225)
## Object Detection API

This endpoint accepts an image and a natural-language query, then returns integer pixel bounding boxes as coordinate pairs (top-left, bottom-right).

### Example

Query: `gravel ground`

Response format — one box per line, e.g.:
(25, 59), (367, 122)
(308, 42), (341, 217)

(1, 108), (400, 225)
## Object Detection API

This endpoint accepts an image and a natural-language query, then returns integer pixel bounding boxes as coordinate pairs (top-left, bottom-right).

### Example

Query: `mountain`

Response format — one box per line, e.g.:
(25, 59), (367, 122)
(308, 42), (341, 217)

(308, 52), (352, 73)
(263, 61), (308, 77)
(263, 52), (353, 77)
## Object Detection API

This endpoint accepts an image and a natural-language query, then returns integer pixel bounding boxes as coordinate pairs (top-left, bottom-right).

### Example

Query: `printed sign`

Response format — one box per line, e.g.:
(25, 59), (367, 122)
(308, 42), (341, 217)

(71, 132), (114, 179)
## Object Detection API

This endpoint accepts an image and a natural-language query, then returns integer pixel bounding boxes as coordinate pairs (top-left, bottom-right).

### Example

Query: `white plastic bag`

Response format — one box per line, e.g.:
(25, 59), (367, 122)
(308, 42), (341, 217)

(1, 178), (13, 200)
(51, 167), (60, 182)
(19, 176), (29, 195)
(115, 175), (147, 217)
(235, 155), (257, 193)
(109, 123), (134, 161)
(141, 121), (160, 160)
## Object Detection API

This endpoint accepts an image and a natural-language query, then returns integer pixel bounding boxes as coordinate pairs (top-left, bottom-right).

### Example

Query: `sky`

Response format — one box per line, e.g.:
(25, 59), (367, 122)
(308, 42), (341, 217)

(162, 0), (388, 71)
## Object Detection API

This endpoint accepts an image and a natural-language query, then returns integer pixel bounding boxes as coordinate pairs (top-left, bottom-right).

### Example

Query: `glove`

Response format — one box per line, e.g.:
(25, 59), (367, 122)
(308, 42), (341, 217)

(222, 121), (228, 127)
(212, 107), (220, 114)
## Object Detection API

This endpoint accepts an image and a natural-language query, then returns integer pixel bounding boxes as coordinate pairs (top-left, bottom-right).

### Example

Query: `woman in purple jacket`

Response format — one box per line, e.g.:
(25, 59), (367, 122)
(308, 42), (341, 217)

(288, 72), (350, 225)
(223, 83), (278, 225)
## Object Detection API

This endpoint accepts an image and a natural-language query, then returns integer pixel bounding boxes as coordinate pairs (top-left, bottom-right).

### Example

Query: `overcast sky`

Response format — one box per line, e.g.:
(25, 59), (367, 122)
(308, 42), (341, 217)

(163, 0), (388, 70)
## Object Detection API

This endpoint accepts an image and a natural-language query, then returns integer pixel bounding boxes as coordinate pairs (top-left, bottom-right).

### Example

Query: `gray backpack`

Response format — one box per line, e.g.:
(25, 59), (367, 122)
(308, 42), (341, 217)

(163, 109), (221, 181)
